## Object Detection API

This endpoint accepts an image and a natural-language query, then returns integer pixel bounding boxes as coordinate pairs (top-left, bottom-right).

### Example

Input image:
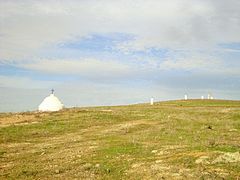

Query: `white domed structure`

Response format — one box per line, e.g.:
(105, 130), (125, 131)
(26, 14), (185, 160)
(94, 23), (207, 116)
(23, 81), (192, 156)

(38, 90), (64, 112)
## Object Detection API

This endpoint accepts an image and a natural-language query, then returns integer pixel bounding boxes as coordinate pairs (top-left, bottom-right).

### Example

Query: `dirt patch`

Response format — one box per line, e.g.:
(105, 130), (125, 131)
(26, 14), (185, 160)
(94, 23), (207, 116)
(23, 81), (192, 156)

(212, 152), (240, 164)
(195, 152), (240, 165)
(101, 120), (157, 135)
(126, 161), (195, 179)
(221, 108), (240, 113)
(0, 113), (46, 127)
(195, 156), (210, 164)
(99, 110), (113, 112)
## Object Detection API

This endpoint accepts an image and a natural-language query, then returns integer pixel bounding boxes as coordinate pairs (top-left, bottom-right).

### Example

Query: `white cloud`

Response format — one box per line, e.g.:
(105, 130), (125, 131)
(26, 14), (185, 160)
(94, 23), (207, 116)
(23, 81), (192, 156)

(0, 75), (59, 88)
(160, 56), (220, 71)
(159, 52), (240, 76)
(19, 58), (136, 79)
(1, 0), (240, 60)
(15, 53), (240, 80)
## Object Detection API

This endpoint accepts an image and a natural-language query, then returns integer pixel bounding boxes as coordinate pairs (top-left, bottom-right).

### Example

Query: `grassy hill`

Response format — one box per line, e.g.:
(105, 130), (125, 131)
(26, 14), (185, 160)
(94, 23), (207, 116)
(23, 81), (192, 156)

(0, 100), (240, 179)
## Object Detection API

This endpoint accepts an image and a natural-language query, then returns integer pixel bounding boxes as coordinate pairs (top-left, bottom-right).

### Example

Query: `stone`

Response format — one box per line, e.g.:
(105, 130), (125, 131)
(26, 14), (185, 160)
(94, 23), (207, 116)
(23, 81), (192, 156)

(151, 150), (158, 153)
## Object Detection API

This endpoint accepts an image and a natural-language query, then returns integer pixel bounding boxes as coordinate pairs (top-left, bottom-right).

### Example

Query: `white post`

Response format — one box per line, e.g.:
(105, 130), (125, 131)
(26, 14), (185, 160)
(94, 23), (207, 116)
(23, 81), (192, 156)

(150, 98), (154, 105)
(184, 94), (188, 100)
(207, 94), (210, 99)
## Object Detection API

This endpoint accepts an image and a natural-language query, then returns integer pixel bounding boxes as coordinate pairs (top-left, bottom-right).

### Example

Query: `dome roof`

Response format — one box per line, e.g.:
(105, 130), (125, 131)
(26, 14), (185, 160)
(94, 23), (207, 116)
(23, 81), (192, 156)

(38, 93), (64, 112)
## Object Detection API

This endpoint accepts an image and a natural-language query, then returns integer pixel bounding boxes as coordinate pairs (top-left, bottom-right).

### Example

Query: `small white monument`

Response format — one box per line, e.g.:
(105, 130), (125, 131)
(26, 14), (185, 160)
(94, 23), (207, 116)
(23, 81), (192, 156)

(201, 96), (204, 100)
(207, 94), (210, 99)
(38, 89), (64, 112)
(184, 94), (188, 100)
(208, 93), (214, 100)
(150, 98), (154, 105)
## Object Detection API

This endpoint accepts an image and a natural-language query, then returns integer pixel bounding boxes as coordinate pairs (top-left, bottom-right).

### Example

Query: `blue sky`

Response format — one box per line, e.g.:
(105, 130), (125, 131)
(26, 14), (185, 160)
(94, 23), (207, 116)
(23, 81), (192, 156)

(0, 0), (240, 112)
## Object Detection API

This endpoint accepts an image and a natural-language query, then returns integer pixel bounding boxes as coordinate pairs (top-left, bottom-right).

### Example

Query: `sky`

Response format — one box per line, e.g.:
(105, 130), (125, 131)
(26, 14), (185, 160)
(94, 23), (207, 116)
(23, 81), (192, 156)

(0, 0), (240, 112)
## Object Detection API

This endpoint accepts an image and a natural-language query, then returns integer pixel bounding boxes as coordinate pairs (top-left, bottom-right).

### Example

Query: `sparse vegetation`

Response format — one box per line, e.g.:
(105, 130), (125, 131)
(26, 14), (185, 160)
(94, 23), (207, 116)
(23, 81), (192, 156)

(0, 100), (240, 179)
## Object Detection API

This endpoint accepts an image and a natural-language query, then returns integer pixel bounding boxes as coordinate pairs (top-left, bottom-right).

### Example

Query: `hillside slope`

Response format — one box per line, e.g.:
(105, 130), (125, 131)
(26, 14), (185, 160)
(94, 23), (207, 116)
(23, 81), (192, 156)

(0, 100), (240, 179)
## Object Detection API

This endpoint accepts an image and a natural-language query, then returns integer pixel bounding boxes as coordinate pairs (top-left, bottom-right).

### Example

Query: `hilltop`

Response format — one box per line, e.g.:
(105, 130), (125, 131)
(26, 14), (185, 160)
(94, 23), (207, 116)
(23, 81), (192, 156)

(0, 100), (240, 179)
